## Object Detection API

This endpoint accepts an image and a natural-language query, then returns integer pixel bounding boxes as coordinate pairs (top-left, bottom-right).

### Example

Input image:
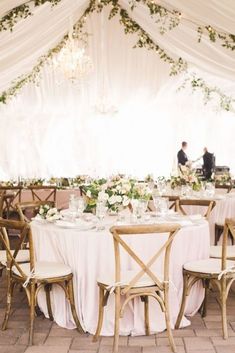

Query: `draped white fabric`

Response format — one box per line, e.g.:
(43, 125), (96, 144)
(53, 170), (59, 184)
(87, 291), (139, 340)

(0, 1), (234, 179)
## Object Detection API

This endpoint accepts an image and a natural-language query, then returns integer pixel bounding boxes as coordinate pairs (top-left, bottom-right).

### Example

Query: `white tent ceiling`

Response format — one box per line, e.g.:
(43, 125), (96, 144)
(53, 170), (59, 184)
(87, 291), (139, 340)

(0, 0), (234, 179)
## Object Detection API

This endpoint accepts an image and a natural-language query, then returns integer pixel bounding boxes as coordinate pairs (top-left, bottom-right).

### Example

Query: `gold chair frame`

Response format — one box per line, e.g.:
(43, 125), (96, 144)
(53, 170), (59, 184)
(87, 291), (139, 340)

(0, 218), (83, 345)
(175, 218), (235, 339)
(176, 199), (216, 221)
(28, 185), (57, 204)
(93, 223), (181, 353)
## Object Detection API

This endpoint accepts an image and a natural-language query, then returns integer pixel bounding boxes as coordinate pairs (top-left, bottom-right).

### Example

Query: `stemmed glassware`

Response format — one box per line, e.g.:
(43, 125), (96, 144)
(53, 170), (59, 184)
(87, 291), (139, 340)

(96, 201), (107, 231)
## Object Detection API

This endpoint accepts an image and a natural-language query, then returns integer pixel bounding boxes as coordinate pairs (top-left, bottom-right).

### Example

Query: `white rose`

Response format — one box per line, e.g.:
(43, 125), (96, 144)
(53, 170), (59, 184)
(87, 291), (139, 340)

(116, 195), (122, 203)
(108, 195), (117, 205)
(98, 191), (109, 202)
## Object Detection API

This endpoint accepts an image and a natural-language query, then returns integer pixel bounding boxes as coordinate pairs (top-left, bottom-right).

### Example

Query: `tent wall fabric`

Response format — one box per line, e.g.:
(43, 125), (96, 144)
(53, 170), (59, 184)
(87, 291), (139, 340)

(0, 1), (234, 179)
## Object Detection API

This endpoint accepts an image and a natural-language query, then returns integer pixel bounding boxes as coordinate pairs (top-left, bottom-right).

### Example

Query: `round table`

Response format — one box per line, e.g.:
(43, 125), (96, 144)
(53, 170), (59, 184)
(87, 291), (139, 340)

(31, 216), (210, 335)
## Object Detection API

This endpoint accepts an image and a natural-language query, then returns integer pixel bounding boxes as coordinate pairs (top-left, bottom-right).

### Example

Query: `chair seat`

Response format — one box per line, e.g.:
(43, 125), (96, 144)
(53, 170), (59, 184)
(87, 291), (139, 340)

(0, 249), (29, 265)
(12, 261), (72, 279)
(184, 258), (235, 275)
(210, 245), (235, 259)
(215, 222), (224, 227)
(98, 270), (159, 288)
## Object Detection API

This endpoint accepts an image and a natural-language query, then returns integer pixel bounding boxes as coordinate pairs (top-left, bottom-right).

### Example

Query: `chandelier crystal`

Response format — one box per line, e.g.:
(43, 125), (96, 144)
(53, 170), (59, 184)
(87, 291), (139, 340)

(53, 35), (93, 83)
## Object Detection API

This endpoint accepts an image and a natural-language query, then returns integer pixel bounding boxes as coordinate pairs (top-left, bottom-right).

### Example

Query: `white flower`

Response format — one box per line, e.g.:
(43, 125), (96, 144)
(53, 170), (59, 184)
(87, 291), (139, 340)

(122, 195), (130, 207)
(98, 191), (109, 202)
(86, 190), (92, 198)
(116, 195), (122, 203)
(108, 195), (118, 205)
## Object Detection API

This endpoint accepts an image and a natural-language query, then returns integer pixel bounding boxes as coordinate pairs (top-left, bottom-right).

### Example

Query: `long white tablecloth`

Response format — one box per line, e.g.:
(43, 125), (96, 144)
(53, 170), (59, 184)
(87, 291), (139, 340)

(31, 217), (210, 335)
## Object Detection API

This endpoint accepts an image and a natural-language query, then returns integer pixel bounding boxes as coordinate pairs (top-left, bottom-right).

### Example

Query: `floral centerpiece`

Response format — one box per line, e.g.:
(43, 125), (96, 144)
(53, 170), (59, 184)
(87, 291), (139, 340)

(214, 173), (232, 185)
(38, 204), (61, 221)
(179, 166), (202, 191)
(169, 166), (202, 191)
(29, 178), (45, 186)
(98, 177), (132, 213)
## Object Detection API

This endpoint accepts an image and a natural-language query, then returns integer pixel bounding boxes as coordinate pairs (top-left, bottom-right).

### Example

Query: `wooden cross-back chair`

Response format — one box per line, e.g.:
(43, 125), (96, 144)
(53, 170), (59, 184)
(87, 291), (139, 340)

(27, 185), (57, 204)
(215, 183), (232, 193)
(16, 201), (55, 223)
(0, 190), (6, 218)
(0, 186), (23, 218)
(176, 199), (216, 220)
(0, 218), (83, 345)
(93, 223), (181, 353)
(175, 218), (235, 339)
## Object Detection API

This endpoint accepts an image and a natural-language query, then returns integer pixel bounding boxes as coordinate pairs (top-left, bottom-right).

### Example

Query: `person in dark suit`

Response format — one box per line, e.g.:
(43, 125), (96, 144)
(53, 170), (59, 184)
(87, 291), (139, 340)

(177, 141), (188, 166)
(203, 147), (215, 180)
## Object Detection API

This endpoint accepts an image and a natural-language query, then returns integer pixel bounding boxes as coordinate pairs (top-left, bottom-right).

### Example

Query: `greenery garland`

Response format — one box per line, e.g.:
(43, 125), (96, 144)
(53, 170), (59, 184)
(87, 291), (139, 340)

(0, 0), (234, 114)
(0, 0), (62, 32)
(197, 25), (235, 51)
(178, 73), (235, 113)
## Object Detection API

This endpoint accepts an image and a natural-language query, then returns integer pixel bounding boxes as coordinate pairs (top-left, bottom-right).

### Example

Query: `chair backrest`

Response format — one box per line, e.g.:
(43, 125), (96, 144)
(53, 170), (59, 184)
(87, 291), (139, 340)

(0, 190), (6, 218)
(110, 224), (181, 295)
(0, 186), (23, 216)
(148, 196), (179, 212)
(176, 199), (216, 220)
(221, 218), (235, 269)
(0, 218), (34, 278)
(28, 185), (57, 203)
(215, 183), (232, 193)
(16, 201), (55, 222)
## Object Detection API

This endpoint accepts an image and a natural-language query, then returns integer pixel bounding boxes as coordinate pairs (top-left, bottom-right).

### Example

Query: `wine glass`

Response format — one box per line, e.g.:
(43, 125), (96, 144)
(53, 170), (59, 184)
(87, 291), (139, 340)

(130, 199), (139, 223)
(152, 195), (161, 216)
(96, 201), (107, 231)
(77, 197), (86, 217)
(138, 199), (148, 219)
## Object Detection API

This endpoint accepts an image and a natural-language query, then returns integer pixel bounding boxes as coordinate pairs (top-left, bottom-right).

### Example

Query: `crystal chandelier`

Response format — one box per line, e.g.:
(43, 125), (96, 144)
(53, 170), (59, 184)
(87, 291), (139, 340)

(53, 33), (93, 84)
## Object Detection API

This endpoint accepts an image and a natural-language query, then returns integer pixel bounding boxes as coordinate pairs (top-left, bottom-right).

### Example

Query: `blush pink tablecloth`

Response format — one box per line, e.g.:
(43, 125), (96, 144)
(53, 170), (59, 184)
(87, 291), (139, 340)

(21, 189), (81, 209)
(31, 219), (210, 335)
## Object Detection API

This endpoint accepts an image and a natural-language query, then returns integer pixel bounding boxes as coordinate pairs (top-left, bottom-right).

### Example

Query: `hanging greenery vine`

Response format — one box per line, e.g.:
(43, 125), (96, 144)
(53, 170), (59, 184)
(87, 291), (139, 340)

(178, 73), (235, 112)
(197, 25), (235, 51)
(0, 0), (62, 32)
(0, 0), (234, 113)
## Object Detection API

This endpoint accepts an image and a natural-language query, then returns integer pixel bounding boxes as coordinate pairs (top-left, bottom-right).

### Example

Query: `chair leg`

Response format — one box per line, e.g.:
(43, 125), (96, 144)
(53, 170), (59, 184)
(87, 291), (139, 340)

(199, 279), (210, 318)
(2, 279), (15, 330)
(221, 279), (228, 339)
(175, 273), (189, 329)
(45, 284), (54, 321)
(93, 286), (105, 342)
(113, 287), (121, 353)
(144, 296), (150, 336)
(29, 281), (36, 345)
(164, 286), (176, 353)
(67, 278), (84, 333)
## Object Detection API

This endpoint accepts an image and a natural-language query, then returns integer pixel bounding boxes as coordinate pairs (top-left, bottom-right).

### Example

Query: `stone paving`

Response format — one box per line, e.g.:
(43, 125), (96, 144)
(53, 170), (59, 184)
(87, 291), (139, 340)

(0, 274), (235, 353)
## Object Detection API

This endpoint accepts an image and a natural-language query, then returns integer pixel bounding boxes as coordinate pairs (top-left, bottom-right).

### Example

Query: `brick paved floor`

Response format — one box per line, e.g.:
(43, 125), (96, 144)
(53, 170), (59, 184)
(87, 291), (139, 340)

(0, 274), (235, 353)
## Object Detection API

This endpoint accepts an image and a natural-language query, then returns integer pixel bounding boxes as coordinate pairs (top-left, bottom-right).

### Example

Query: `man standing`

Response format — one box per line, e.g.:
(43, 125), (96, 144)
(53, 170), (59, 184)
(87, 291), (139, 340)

(177, 141), (188, 166)
(203, 147), (215, 180)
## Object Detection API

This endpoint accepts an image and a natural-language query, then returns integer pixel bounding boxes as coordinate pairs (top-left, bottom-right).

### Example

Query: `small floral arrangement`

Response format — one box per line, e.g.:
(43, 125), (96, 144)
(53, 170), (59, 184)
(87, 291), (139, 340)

(0, 180), (15, 187)
(179, 166), (202, 191)
(38, 204), (61, 221)
(129, 182), (152, 201)
(29, 178), (45, 186)
(214, 173), (231, 185)
(144, 174), (154, 183)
